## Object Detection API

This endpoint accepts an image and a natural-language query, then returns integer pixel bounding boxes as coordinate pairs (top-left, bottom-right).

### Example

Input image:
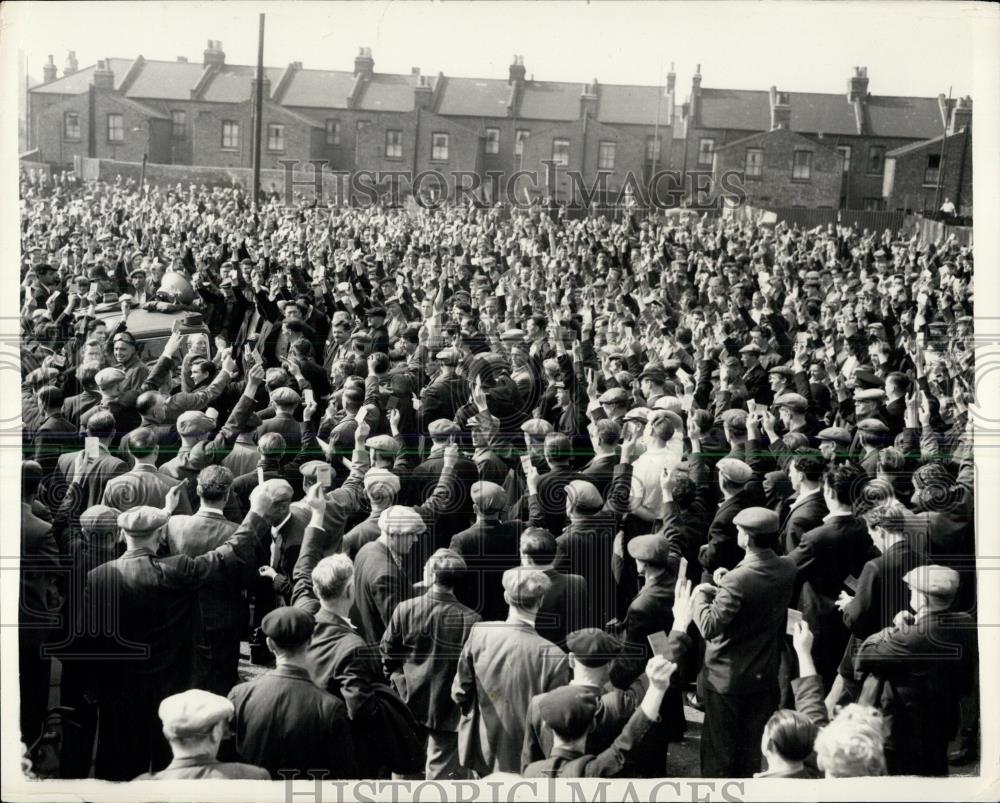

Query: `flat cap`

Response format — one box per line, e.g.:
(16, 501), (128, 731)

(739, 343), (762, 354)
(521, 418), (554, 436)
(299, 460), (331, 478)
(717, 457), (753, 484)
(853, 388), (886, 402)
(623, 407), (651, 424)
(853, 371), (883, 390)
(378, 505), (427, 535)
(363, 467), (401, 494)
(500, 329), (526, 343)
(118, 505), (169, 535)
(720, 408), (748, 431)
(365, 306), (387, 317)
(158, 690), (234, 740)
(565, 628), (620, 667)
(628, 534), (671, 566)
(856, 418), (890, 434)
(640, 365), (667, 383)
(270, 386), (302, 406)
(566, 479), (604, 513)
(94, 367), (126, 390)
(537, 686), (599, 740)
(817, 426), (852, 445)
(471, 481), (509, 513)
(502, 567), (552, 608)
(598, 387), (630, 405)
(733, 506), (779, 534)
(773, 392), (808, 413)
(112, 330), (137, 347)
(435, 348), (462, 366)
(768, 365), (794, 377)
(652, 396), (684, 415)
(80, 504), (120, 535)
(903, 565), (960, 599)
(468, 412), (500, 430)
(177, 410), (215, 437)
(428, 419), (461, 436)
(365, 434), (401, 455)
(262, 606), (315, 648)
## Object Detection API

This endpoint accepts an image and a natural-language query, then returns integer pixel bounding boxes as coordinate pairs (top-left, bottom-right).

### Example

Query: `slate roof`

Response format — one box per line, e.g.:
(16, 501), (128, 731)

(519, 81), (580, 121)
(126, 59), (206, 101)
(279, 68), (355, 109)
(29, 58), (133, 94)
(886, 129), (966, 158)
(436, 76), (511, 117)
(597, 84), (672, 127)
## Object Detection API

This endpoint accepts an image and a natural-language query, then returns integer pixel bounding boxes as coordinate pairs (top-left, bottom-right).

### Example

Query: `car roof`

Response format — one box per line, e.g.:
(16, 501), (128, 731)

(94, 307), (209, 338)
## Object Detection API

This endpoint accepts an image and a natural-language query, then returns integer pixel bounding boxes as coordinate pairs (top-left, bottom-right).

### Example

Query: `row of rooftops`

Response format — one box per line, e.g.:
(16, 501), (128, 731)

(32, 42), (970, 138)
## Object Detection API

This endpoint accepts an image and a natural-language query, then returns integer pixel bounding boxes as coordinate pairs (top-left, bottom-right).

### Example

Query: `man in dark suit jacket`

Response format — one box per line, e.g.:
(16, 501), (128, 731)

(56, 410), (128, 514)
(520, 528), (588, 649)
(780, 448), (828, 554)
(31, 386), (78, 473)
(416, 349), (470, 436)
(78, 486), (276, 781)
(228, 607), (357, 779)
(62, 363), (102, 429)
(579, 419), (623, 502)
(254, 386), (303, 452)
(381, 549), (481, 780)
(834, 499), (925, 701)
(514, 432), (584, 536)
(788, 464), (877, 685)
(694, 456), (764, 582)
(692, 507), (797, 778)
(854, 565), (976, 776)
(101, 427), (193, 514)
(407, 419), (479, 543)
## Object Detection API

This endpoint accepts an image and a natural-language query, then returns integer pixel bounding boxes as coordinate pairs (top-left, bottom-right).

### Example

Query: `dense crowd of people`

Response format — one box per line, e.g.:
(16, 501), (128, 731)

(18, 167), (978, 781)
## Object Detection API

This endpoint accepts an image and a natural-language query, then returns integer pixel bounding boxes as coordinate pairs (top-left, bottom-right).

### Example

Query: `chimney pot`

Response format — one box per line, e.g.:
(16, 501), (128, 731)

(354, 47), (374, 78)
(203, 40), (225, 68)
(43, 54), (58, 83)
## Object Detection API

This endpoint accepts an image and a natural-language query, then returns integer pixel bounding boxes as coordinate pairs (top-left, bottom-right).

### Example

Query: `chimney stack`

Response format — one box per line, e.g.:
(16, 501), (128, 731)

(509, 54), (526, 86)
(580, 79), (599, 119)
(64, 51), (79, 76)
(42, 55), (58, 83)
(354, 47), (374, 79)
(690, 64), (703, 124)
(203, 39), (225, 68)
(177, 56), (188, 63)
(769, 86), (791, 131)
(92, 59), (114, 91)
(666, 61), (676, 94)
(251, 75), (271, 102)
(949, 95), (972, 134)
(847, 66), (869, 102)
(414, 73), (434, 110)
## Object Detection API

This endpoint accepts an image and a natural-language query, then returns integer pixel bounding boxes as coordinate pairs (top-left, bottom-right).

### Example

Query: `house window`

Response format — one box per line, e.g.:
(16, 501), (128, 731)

(867, 145), (886, 175)
(385, 130), (403, 159)
(171, 110), (186, 140)
(515, 129), (530, 157)
(64, 112), (81, 140)
(863, 197), (885, 211)
(267, 124), (285, 152)
(744, 148), (763, 177)
(924, 153), (941, 186)
(325, 119), (340, 146)
(598, 141), (616, 170)
(221, 120), (240, 150)
(697, 138), (715, 167)
(484, 128), (500, 155)
(552, 138), (570, 167)
(107, 114), (124, 143)
(431, 133), (450, 161)
(836, 145), (851, 173)
(645, 135), (661, 162)
(792, 150), (813, 180)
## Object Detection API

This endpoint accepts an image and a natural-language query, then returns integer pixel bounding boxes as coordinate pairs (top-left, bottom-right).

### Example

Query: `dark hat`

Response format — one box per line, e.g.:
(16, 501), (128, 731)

(261, 606), (315, 648)
(852, 371), (883, 391)
(817, 426), (852, 445)
(597, 387), (630, 405)
(365, 306), (387, 317)
(733, 506), (779, 534)
(537, 686), (599, 740)
(565, 628), (619, 667)
(640, 365), (667, 384)
(627, 534), (671, 566)
(112, 330), (138, 347)
(856, 418), (890, 434)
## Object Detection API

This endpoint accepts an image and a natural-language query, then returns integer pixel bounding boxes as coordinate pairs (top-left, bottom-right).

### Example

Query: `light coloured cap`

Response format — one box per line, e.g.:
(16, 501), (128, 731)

(773, 392), (808, 413)
(857, 418), (890, 434)
(903, 565), (960, 598)
(853, 388), (886, 402)
(364, 468), (401, 494)
(270, 387), (302, 406)
(717, 457), (753, 484)
(652, 396), (683, 414)
(299, 460), (331, 478)
(471, 481), (508, 513)
(118, 505), (169, 535)
(623, 407), (651, 423)
(733, 506), (779, 534)
(566, 479), (603, 513)
(80, 504), (120, 535)
(627, 534), (671, 565)
(500, 329), (526, 343)
(597, 387), (629, 405)
(378, 505), (426, 535)
(366, 434), (401, 455)
(94, 367), (126, 390)
(521, 418), (554, 436)
(176, 410), (215, 437)
(428, 419), (461, 436)
(158, 689), (234, 740)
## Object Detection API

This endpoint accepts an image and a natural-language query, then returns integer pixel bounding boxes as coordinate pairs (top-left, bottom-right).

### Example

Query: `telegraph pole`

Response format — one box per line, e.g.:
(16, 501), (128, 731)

(252, 13), (265, 209)
(933, 86), (951, 214)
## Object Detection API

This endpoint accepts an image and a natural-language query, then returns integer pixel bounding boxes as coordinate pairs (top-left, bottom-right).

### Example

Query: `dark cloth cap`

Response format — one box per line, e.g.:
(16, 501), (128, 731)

(537, 686), (599, 740)
(261, 607), (315, 648)
(565, 628), (620, 667)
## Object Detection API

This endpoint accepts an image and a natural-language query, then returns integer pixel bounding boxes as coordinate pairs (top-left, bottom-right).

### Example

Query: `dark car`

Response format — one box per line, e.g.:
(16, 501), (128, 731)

(95, 306), (215, 367)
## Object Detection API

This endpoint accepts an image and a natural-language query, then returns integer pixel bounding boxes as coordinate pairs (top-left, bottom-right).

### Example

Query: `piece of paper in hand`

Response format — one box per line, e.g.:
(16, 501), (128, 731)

(786, 608), (803, 636)
(647, 631), (671, 657)
(843, 574), (859, 592)
(678, 557), (688, 582)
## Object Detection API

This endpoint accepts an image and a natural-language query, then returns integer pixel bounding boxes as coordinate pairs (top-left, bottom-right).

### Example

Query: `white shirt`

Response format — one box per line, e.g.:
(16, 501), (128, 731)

(629, 434), (684, 521)
(270, 513), (292, 567)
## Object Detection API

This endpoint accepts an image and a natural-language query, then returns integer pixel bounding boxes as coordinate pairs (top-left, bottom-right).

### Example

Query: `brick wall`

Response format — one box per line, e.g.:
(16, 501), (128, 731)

(713, 128), (841, 208)
(191, 100), (318, 169)
(884, 128), (972, 215)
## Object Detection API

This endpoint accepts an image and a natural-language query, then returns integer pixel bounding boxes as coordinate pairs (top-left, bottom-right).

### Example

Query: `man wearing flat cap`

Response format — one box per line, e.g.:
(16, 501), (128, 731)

(453, 567), (570, 775)
(410, 419), (480, 547)
(697, 457), (765, 581)
(855, 565), (976, 776)
(417, 349), (470, 438)
(692, 506), (796, 778)
(133, 690), (269, 780)
(78, 483), (280, 780)
(228, 607), (357, 779)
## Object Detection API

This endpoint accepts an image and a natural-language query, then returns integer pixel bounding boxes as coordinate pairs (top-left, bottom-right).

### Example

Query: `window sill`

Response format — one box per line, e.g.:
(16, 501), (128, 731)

(744, 173), (762, 180)
(266, 149), (286, 154)
(107, 140), (125, 145)
(384, 155), (403, 161)
(220, 147), (240, 152)
(430, 159), (450, 164)
(790, 178), (812, 183)
(63, 138), (82, 143)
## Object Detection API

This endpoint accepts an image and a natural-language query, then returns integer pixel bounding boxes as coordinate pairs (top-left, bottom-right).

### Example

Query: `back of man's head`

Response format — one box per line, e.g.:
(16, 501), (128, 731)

(197, 464), (234, 504)
(520, 527), (558, 566)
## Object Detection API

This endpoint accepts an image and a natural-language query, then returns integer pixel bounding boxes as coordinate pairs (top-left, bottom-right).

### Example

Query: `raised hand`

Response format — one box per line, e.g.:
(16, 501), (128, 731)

(672, 577), (694, 632)
(645, 655), (679, 691)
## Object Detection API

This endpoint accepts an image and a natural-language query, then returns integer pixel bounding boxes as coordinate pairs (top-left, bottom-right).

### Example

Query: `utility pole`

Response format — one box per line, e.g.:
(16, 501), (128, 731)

(252, 13), (265, 210)
(933, 86), (951, 215)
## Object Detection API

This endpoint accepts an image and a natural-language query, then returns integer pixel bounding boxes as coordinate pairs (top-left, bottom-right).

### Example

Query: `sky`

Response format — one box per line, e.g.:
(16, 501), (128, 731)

(5, 1), (984, 100)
